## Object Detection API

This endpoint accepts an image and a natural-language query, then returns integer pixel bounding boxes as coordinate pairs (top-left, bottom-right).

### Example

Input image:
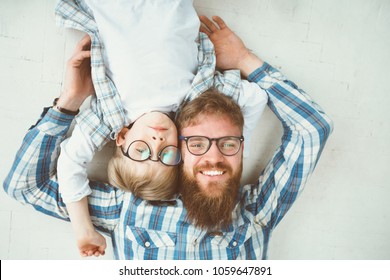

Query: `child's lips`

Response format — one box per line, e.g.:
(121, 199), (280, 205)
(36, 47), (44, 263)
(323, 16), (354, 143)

(149, 126), (168, 131)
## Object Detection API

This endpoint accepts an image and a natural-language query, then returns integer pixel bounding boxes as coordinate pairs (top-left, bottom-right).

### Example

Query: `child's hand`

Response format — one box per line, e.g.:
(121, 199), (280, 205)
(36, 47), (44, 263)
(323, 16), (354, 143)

(66, 198), (105, 257)
(77, 229), (107, 257)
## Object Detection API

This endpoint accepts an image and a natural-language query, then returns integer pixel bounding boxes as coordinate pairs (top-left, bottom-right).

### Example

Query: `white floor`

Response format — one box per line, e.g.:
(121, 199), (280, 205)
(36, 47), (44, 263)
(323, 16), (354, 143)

(1, 0), (390, 260)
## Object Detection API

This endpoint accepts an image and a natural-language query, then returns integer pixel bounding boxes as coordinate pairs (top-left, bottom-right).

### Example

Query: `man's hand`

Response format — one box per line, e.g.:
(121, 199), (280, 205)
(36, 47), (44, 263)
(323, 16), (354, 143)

(57, 34), (95, 111)
(200, 16), (263, 77)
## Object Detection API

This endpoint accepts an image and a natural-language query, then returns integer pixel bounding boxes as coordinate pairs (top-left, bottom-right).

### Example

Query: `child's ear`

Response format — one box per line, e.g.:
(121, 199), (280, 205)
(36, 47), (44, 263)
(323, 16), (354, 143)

(116, 127), (129, 146)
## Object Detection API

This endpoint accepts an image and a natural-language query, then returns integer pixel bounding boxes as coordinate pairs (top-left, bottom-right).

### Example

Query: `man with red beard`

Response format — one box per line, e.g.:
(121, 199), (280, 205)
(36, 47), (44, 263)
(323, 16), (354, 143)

(175, 16), (334, 236)
(4, 15), (333, 259)
(177, 89), (244, 230)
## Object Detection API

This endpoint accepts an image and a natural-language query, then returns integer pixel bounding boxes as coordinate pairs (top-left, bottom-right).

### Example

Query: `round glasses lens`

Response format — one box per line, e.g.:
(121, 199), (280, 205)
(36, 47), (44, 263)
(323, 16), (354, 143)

(218, 137), (241, 155)
(187, 136), (209, 155)
(160, 146), (181, 165)
(129, 141), (150, 161)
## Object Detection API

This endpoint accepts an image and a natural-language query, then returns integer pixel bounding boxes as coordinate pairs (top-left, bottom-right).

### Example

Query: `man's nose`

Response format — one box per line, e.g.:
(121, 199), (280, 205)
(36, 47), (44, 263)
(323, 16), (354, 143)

(202, 141), (224, 163)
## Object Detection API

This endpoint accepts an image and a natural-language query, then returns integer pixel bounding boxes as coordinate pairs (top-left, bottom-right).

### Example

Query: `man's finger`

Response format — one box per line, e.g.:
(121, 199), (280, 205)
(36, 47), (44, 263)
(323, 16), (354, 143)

(69, 50), (91, 66)
(77, 50), (91, 60)
(212, 16), (227, 29)
(75, 34), (91, 52)
(199, 25), (212, 36)
(199, 15), (219, 32)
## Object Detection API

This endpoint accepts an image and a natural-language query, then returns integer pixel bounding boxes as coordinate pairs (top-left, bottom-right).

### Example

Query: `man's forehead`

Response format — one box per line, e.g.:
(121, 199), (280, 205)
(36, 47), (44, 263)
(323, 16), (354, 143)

(180, 114), (241, 136)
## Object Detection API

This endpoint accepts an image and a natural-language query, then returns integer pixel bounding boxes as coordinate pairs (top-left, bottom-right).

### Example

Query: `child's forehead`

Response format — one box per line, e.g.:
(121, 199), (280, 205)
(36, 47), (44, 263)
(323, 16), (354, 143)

(164, 111), (175, 121)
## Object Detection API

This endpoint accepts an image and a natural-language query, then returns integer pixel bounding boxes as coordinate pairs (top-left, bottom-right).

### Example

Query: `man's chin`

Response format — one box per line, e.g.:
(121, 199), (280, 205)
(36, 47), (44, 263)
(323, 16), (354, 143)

(196, 174), (230, 198)
(180, 163), (243, 230)
(197, 181), (228, 198)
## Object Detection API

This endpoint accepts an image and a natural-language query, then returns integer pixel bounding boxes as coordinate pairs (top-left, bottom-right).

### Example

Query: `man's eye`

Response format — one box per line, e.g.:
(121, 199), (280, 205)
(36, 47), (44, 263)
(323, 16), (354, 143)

(190, 142), (205, 148)
(221, 142), (236, 148)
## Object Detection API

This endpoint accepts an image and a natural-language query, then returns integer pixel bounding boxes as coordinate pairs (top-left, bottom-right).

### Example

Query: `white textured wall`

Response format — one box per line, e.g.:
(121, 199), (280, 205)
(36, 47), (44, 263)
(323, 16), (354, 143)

(0, 0), (389, 259)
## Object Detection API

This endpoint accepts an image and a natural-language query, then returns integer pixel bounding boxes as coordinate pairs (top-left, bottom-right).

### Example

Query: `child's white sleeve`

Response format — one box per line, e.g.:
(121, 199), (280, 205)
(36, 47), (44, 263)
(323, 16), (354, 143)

(238, 80), (269, 158)
(57, 124), (95, 203)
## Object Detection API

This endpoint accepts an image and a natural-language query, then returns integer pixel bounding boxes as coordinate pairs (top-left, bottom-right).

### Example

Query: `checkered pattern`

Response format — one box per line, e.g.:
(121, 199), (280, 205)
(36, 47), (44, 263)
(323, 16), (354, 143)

(4, 55), (333, 258)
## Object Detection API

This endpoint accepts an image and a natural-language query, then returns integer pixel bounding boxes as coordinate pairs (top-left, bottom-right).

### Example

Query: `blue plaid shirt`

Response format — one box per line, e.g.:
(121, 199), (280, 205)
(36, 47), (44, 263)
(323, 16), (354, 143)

(4, 61), (333, 259)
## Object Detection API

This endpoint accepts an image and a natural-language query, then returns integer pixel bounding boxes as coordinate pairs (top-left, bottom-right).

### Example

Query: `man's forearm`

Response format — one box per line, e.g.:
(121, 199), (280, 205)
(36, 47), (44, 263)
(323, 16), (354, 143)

(247, 62), (333, 137)
(3, 108), (74, 220)
(238, 52), (264, 78)
(250, 63), (333, 229)
(54, 93), (85, 113)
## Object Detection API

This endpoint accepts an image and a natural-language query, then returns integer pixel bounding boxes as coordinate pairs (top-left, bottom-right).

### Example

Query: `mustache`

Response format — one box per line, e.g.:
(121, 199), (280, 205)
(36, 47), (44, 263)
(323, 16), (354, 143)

(194, 162), (232, 173)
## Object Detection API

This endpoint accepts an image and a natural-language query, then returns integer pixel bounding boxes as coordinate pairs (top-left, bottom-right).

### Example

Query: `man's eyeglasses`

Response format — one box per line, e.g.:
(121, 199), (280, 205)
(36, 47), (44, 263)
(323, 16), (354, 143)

(121, 140), (182, 166)
(179, 136), (244, 156)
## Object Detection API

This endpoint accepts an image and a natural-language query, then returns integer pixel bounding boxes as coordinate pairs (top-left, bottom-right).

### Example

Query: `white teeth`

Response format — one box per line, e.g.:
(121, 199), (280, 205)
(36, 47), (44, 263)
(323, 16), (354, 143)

(201, 170), (224, 176)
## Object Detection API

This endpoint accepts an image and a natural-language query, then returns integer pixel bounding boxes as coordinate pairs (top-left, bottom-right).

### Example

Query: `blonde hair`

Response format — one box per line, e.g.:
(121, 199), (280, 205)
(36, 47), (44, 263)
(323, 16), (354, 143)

(107, 147), (178, 201)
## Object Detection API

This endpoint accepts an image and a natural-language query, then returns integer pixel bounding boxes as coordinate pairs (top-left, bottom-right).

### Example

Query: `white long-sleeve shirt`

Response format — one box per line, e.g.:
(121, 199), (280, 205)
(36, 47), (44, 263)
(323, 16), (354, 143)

(84, 0), (200, 121)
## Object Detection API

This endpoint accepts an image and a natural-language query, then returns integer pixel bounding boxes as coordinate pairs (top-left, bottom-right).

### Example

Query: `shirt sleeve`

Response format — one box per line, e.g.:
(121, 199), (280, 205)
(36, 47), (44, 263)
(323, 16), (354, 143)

(248, 62), (334, 229)
(3, 108), (122, 233)
(237, 80), (268, 157)
(212, 69), (268, 157)
(57, 124), (95, 203)
(57, 106), (115, 204)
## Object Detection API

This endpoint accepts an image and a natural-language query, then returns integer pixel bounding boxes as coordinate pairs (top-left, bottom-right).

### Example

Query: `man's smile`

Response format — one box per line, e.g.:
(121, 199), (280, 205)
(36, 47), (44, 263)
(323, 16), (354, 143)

(200, 170), (225, 176)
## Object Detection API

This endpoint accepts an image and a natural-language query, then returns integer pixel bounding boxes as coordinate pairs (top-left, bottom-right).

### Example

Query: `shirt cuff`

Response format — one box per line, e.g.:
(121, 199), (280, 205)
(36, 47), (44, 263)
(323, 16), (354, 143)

(36, 108), (75, 136)
(46, 107), (75, 124)
(247, 62), (271, 83)
(247, 62), (288, 90)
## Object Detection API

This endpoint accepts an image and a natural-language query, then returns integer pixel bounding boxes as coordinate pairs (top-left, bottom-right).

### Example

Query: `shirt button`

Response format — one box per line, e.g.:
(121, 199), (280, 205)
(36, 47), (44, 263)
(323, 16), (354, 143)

(144, 241), (151, 248)
(232, 241), (238, 247)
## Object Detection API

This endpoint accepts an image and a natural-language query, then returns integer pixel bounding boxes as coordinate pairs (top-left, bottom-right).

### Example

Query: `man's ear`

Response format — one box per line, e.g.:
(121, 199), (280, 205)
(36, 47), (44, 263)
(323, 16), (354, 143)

(116, 127), (129, 146)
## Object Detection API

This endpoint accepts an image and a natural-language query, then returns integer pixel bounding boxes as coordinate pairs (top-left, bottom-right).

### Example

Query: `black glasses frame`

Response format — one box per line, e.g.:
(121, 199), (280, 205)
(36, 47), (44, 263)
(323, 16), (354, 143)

(179, 135), (244, 156)
(121, 140), (182, 166)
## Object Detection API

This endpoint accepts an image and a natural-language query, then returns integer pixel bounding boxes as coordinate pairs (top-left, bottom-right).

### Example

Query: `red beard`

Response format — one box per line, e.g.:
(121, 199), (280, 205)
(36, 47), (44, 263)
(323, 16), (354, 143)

(179, 162), (243, 230)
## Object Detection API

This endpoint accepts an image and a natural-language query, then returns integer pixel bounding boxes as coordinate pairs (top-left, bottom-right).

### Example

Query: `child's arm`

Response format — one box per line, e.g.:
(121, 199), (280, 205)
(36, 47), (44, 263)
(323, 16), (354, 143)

(66, 197), (106, 257)
(57, 124), (109, 257)
(58, 132), (107, 257)
(56, 34), (107, 257)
